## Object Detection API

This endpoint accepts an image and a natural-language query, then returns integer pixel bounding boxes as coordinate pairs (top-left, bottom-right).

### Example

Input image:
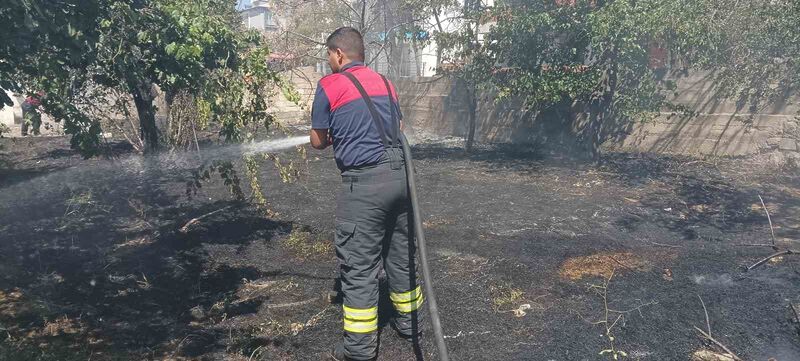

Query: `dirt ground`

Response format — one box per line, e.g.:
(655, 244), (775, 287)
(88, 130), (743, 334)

(2, 134), (800, 360)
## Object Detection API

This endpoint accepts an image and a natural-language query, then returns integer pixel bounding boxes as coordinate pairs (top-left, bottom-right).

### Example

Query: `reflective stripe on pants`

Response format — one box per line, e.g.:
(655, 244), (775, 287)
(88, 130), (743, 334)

(343, 305), (378, 333)
(390, 285), (424, 313)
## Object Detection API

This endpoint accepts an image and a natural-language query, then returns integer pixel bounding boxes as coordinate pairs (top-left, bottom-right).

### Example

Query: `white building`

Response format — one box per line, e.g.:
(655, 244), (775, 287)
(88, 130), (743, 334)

(370, 0), (495, 78)
(312, 0), (495, 78)
(240, 0), (278, 33)
(0, 91), (22, 129)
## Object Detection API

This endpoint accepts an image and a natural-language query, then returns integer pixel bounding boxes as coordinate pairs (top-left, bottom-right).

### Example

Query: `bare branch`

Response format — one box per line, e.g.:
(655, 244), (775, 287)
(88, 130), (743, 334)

(758, 194), (777, 248)
(747, 249), (796, 271)
(366, 16), (432, 67)
(179, 205), (235, 233)
(694, 326), (743, 361)
(337, 0), (361, 21)
(698, 294), (711, 337)
(191, 119), (200, 153)
(286, 30), (325, 46)
(585, 268), (656, 359)
(407, 74), (448, 84)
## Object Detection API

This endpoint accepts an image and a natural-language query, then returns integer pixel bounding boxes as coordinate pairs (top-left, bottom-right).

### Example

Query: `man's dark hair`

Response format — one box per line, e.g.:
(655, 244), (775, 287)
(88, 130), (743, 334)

(326, 27), (365, 61)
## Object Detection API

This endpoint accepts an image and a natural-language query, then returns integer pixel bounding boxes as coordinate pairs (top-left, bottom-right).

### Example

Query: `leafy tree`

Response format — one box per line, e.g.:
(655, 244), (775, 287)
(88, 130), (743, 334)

(0, 0), (100, 106)
(2, 0), (284, 155)
(444, 0), (672, 155)
(672, 0), (800, 111)
(1, 0), (104, 151)
(90, 0), (245, 152)
(443, 0), (800, 157)
(436, 0), (495, 152)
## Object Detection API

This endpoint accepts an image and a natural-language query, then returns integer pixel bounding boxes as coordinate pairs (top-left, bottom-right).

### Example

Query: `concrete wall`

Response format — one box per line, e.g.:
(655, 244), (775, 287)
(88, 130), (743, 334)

(611, 73), (799, 157)
(393, 73), (800, 159)
(395, 77), (570, 146)
(268, 66), (321, 126)
(6, 67), (795, 161)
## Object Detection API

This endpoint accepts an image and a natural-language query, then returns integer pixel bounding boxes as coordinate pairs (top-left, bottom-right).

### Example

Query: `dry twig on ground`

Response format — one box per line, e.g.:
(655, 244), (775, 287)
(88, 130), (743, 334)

(758, 194), (777, 249)
(746, 195), (799, 271)
(747, 249), (796, 271)
(693, 296), (742, 361)
(694, 327), (742, 361)
(734, 243), (775, 247)
(179, 205), (234, 233)
(264, 295), (324, 310)
(588, 269), (657, 360)
(698, 295), (711, 338)
(646, 241), (683, 248)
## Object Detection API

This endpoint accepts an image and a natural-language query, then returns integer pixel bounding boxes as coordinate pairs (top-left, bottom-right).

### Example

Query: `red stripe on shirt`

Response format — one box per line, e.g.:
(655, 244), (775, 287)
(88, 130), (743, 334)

(319, 66), (399, 112)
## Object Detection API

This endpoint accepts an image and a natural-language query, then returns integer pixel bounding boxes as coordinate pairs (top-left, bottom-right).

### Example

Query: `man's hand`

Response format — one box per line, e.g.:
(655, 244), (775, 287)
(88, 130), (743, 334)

(310, 128), (332, 150)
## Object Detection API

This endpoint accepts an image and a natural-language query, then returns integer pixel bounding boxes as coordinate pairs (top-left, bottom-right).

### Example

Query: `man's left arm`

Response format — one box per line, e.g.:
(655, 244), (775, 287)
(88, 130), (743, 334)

(310, 129), (332, 150)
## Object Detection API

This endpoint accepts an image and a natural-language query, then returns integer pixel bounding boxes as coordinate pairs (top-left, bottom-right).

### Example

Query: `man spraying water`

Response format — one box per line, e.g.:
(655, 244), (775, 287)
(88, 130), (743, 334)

(309, 27), (423, 360)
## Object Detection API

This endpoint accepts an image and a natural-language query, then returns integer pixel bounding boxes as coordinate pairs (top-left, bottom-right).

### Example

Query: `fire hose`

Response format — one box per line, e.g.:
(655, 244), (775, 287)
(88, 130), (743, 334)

(400, 133), (450, 361)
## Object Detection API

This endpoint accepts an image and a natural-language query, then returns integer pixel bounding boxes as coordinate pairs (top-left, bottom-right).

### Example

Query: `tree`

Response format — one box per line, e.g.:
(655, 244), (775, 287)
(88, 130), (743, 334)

(435, 0), (492, 153)
(443, 0), (800, 157)
(672, 0), (800, 110)
(446, 0), (670, 156)
(389, 0), (460, 76)
(0, 1), (99, 107)
(1, 0), (105, 151)
(264, 0), (457, 78)
(3, 0), (283, 156)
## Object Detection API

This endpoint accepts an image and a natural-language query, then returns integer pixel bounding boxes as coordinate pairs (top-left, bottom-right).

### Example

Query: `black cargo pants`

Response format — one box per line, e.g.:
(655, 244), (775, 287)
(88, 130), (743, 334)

(335, 149), (423, 360)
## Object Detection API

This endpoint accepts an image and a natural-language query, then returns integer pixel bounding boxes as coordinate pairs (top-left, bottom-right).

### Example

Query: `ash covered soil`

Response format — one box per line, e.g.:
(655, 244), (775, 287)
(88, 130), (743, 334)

(2, 135), (800, 361)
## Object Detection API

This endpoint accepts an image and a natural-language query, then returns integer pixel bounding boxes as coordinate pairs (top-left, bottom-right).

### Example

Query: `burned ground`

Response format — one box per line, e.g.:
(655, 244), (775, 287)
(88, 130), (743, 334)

(1, 135), (800, 360)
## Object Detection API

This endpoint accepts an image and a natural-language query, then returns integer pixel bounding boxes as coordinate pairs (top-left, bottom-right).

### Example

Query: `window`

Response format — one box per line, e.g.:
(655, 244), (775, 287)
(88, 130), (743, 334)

(265, 11), (274, 27)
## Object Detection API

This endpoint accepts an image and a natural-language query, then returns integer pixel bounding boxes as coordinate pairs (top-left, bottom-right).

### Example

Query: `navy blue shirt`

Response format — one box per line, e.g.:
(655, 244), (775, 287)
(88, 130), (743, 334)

(311, 62), (402, 171)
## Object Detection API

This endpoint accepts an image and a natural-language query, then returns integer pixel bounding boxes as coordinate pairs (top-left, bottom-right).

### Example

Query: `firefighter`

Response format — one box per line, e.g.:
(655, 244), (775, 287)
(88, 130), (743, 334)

(310, 27), (423, 361)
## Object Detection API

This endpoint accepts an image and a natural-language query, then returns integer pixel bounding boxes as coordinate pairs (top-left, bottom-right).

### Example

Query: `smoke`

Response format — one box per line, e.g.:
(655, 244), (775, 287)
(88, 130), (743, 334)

(691, 274), (734, 287)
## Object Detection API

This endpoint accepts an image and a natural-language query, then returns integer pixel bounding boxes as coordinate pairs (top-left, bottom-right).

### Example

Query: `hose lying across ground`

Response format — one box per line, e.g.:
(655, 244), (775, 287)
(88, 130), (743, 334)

(401, 133), (450, 361)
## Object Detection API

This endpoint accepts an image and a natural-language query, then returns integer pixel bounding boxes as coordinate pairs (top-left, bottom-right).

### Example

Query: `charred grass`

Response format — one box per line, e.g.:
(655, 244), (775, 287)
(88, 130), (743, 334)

(2, 138), (800, 360)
